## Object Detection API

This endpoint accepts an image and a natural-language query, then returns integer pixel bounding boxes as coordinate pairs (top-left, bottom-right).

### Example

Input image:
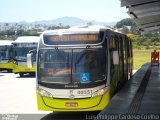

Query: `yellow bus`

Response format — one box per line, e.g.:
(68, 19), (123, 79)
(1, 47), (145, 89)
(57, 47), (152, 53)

(12, 36), (39, 77)
(0, 40), (14, 72)
(27, 25), (133, 112)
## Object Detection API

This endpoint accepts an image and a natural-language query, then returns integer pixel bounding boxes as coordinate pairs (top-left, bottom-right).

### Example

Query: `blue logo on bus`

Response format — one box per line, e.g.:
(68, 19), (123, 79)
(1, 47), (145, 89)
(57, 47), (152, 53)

(80, 73), (90, 83)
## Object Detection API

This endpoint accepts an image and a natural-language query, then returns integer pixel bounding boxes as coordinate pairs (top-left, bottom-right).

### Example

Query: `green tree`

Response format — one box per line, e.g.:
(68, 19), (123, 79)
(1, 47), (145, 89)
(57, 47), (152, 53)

(114, 18), (138, 34)
(87, 22), (93, 26)
(0, 31), (5, 35)
(48, 25), (70, 30)
(17, 29), (25, 36)
(16, 29), (39, 36)
(5, 30), (15, 36)
(114, 18), (136, 28)
(122, 26), (130, 34)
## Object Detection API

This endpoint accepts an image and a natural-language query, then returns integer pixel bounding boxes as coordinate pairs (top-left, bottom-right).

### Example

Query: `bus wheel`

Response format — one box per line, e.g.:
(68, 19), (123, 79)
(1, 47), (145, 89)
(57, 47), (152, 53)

(8, 69), (13, 73)
(30, 73), (35, 77)
(19, 73), (24, 77)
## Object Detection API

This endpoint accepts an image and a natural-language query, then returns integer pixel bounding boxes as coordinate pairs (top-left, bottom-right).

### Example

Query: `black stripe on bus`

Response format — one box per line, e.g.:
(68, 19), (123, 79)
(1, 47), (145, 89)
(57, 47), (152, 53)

(38, 80), (106, 89)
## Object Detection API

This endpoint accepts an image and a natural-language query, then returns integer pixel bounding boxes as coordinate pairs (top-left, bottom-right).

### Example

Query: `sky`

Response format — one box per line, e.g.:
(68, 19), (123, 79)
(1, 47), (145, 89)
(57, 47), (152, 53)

(0, 0), (130, 23)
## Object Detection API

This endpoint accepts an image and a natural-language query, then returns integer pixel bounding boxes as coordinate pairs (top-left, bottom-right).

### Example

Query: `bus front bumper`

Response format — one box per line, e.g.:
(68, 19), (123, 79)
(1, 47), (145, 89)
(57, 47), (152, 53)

(13, 65), (36, 74)
(36, 89), (111, 112)
(0, 62), (14, 71)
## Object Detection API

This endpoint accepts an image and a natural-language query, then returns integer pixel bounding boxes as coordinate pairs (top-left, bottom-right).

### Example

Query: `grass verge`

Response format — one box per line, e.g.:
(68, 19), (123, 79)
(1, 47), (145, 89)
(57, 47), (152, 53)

(133, 49), (154, 69)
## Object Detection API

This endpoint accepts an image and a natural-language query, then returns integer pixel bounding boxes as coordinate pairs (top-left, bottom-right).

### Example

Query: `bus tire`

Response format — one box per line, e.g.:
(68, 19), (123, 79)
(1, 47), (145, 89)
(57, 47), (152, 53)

(30, 73), (35, 77)
(19, 73), (24, 77)
(8, 69), (12, 73)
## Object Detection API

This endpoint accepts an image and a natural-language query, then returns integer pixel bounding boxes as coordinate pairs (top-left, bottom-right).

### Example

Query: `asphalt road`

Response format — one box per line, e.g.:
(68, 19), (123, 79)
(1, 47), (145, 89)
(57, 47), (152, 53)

(0, 70), (138, 120)
(0, 72), (50, 114)
(0, 72), (99, 120)
(0, 72), (51, 120)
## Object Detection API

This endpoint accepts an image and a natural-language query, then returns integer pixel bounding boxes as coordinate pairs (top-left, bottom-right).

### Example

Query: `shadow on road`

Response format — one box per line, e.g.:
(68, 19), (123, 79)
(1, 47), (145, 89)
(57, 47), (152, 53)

(16, 74), (35, 78)
(40, 111), (100, 120)
(0, 70), (12, 76)
(0, 71), (11, 73)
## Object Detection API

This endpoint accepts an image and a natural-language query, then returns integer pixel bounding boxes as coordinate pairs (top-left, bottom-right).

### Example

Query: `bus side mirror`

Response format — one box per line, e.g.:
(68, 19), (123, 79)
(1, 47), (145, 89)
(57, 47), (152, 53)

(27, 53), (33, 68)
(113, 51), (119, 65)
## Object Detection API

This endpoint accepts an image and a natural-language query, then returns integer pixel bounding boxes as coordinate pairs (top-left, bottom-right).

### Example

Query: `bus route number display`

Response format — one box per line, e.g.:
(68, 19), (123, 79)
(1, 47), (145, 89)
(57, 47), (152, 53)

(44, 34), (100, 44)
(50, 34), (98, 41)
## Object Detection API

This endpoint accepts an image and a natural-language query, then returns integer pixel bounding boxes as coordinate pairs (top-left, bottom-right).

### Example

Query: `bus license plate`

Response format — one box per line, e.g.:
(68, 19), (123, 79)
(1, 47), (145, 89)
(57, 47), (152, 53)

(65, 102), (78, 107)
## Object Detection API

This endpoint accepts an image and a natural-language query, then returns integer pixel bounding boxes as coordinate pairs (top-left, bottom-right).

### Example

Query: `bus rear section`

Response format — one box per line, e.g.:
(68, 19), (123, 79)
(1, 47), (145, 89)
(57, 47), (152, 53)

(12, 36), (39, 77)
(0, 40), (14, 72)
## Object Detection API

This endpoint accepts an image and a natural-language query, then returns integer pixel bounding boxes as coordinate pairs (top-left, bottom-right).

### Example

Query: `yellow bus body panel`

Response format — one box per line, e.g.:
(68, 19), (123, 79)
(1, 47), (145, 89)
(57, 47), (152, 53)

(13, 65), (36, 73)
(36, 89), (111, 112)
(0, 62), (14, 70)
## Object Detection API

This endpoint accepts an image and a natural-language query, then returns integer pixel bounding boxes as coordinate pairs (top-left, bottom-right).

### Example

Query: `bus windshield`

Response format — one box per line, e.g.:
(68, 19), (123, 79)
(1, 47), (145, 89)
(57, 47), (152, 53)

(38, 48), (107, 84)
(0, 46), (13, 60)
(14, 43), (37, 61)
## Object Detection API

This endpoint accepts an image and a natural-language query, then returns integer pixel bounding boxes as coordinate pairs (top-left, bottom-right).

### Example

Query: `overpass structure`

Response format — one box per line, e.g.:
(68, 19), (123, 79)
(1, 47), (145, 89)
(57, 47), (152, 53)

(94, 1), (160, 119)
(121, 0), (160, 32)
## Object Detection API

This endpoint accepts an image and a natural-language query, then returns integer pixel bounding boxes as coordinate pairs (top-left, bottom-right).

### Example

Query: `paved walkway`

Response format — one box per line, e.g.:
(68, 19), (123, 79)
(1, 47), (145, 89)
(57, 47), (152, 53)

(95, 63), (160, 119)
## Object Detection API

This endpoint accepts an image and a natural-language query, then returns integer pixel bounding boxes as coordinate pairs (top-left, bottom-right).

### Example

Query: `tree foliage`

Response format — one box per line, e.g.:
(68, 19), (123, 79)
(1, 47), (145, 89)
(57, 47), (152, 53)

(129, 34), (160, 50)
(47, 25), (70, 30)
(114, 18), (136, 28)
(16, 29), (39, 36)
(114, 18), (138, 34)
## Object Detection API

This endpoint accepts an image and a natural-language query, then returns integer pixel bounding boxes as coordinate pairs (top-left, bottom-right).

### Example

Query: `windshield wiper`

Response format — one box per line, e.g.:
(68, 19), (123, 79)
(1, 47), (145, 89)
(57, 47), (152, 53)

(15, 57), (26, 61)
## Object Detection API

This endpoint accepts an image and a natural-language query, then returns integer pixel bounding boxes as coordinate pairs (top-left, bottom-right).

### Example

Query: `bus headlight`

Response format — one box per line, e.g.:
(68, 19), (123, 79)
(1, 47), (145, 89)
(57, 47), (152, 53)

(37, 88), (53, 98)
(91, 87), (108, 97)
(13, 60), (18, 65)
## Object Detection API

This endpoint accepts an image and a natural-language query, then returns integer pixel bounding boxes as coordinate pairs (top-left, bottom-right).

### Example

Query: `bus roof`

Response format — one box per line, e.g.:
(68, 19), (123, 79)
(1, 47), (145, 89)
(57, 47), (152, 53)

(42, 25), (112, 35)
(0, 40), (13, 46)
(13, 36), (40, 43)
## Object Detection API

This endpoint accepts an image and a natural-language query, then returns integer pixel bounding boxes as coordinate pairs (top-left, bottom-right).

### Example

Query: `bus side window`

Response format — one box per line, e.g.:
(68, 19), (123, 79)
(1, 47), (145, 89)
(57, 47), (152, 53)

(109, 36), (118, 83)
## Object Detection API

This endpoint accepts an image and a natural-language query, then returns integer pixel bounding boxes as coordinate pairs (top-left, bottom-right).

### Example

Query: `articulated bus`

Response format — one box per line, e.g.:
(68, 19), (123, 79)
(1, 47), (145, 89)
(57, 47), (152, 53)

(0, 40), (14, 72)
(27, 25), (133, 112)
(12, 36), (39, 77)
